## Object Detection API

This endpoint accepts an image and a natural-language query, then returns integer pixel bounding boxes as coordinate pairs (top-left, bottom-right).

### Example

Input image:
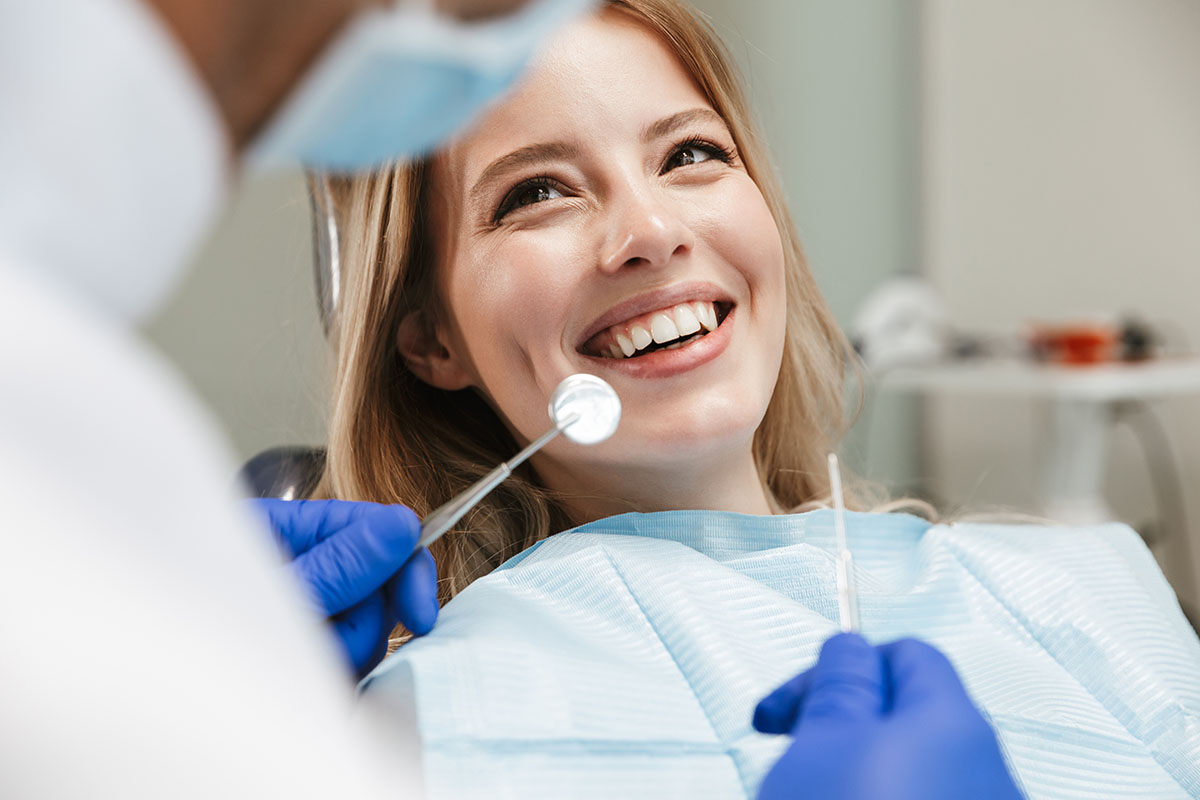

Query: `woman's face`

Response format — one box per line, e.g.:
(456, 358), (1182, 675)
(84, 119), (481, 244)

(414, 10), (787, 498)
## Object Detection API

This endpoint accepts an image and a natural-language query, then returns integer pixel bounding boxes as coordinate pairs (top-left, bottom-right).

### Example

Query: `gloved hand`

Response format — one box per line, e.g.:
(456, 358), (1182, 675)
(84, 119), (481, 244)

(753, 633), (1024, 800)
(251, 499), (438, 679)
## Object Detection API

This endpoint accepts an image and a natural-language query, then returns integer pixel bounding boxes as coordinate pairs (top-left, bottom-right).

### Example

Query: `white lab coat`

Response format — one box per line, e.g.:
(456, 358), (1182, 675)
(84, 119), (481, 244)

(0, 0), (417, 796)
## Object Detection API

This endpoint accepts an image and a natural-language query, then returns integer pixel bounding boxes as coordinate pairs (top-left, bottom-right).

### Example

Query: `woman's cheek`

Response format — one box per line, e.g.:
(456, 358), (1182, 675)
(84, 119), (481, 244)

(496, 227), (591, 309)
(702, 179), (783, 287)
(457, 239), (576, 371)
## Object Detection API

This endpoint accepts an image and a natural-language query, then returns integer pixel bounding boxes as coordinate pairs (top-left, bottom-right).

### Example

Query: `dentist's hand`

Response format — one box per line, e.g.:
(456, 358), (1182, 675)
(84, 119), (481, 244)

(753, 634), (1023, 800)
(251, 499), (439, 678)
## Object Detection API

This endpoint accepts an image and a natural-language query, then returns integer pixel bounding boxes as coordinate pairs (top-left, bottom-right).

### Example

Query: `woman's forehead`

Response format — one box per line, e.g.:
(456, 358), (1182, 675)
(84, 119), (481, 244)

(442, 10), (716, 188)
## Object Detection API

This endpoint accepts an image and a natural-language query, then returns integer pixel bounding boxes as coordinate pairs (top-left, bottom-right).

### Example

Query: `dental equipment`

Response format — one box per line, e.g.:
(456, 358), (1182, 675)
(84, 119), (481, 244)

(417, 374), (621, 549)
(827, 453), (859, 633)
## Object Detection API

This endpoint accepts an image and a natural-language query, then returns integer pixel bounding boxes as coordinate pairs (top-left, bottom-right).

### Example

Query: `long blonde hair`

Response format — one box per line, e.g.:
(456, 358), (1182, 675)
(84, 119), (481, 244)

(315, 0), (861, 614)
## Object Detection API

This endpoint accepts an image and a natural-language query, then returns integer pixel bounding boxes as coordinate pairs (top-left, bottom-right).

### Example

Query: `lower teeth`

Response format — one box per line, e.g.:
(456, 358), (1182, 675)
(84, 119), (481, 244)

(655, 331), (707, 353)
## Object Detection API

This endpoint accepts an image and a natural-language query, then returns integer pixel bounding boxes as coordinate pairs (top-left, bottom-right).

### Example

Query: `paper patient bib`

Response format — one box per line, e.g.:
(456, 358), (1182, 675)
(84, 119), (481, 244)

(359, 510), (1200, 799)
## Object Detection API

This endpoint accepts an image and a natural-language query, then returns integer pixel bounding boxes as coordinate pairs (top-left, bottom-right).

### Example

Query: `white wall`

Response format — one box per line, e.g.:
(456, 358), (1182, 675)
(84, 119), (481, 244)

(921, 0), (1200, 607)
(143, 172), (328, 464)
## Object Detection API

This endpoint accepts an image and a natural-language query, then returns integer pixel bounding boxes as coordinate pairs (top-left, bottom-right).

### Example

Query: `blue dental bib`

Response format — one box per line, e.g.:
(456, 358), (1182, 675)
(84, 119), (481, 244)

(361, 510), (1200, 799)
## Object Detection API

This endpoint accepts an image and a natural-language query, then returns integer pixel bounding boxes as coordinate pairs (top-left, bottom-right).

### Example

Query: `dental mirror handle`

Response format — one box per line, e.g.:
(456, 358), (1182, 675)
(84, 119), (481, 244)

(417, 415), (578, 550)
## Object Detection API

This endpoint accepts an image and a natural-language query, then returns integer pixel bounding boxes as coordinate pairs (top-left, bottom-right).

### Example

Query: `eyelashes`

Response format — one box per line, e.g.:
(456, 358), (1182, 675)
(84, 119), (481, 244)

(491, 136), (737, 224)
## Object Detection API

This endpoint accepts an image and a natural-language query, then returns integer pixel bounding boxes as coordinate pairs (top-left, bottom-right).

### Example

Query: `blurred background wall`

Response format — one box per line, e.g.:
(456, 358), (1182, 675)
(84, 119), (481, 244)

(921, 0), (1200, 609)
(144, 173), (327, 460)
(142, 0), (1200, 607)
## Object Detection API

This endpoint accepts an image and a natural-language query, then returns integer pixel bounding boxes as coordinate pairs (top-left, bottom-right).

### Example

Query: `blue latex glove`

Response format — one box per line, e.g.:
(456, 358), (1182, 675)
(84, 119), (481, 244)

(251, 499), (439, 678)
(754, 633), (1024, 800)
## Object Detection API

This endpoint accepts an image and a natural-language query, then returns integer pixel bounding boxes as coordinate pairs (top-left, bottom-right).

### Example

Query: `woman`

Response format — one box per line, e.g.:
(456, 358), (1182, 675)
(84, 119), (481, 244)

(319, 0), (858, 600)
(315, 1), (1200, 797)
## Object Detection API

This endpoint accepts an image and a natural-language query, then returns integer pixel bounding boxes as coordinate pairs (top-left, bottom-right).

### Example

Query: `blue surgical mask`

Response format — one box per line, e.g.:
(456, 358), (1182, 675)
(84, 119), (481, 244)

(248, 0), (596, 171)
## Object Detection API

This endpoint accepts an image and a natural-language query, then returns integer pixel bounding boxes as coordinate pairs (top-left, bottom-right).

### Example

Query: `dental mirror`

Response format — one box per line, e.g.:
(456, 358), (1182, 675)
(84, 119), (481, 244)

(550, 373), (622, 445)
(417, 374), (621, 549)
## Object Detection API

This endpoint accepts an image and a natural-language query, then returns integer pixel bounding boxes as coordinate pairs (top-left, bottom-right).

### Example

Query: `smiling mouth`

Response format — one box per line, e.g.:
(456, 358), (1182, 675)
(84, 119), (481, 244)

(580, 300), (734, 359)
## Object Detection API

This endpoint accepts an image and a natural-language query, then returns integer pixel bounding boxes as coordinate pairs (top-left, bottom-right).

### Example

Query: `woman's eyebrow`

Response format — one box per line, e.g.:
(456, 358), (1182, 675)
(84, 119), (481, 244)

(469, 141), (579, 205)
(642, 108), (726, 143)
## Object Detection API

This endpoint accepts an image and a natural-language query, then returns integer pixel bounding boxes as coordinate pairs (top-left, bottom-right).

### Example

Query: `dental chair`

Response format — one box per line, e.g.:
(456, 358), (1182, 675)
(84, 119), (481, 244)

(239, 445), (325, 499)
(237, 176), (340, 500)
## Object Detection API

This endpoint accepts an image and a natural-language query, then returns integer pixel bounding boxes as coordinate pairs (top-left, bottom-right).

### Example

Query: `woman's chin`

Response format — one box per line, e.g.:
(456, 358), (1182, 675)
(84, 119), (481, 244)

(590, 418), (762, 469)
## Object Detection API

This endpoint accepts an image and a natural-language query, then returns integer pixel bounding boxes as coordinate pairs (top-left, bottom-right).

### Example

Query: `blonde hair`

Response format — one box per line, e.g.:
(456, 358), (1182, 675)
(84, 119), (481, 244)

(314, 0), (876, 621)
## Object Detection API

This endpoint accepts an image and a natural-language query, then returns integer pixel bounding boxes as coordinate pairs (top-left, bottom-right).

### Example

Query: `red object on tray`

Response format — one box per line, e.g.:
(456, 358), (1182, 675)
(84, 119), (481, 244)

(1027, 323), (1120, 365)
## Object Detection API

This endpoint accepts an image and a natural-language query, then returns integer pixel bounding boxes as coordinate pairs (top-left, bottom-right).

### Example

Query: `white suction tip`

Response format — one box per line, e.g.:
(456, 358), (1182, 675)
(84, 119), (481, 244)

(549, 373), (621, 445)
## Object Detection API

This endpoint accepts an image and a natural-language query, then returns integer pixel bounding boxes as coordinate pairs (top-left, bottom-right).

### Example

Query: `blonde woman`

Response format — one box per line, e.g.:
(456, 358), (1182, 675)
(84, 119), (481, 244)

(306, 1), (1200, 797)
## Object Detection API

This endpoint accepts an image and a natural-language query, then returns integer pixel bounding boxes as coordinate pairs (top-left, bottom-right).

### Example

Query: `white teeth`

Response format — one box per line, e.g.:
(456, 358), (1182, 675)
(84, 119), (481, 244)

(589, 301), (724, 360)
(616, 333), (635, 357)
(664, 332), (705, 350)
(672, 304), (702, 336)
(650, 313), (680, 344)
(694, 301), (718, 331)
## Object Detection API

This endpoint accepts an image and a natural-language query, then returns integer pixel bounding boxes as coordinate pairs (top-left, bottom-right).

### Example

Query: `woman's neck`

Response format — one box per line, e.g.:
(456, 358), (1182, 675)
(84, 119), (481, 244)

(536, 445), (776, 526)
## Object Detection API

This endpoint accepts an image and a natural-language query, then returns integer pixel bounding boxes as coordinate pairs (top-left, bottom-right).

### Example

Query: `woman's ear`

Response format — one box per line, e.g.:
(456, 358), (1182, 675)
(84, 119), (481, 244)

(396, 311), (473, 391)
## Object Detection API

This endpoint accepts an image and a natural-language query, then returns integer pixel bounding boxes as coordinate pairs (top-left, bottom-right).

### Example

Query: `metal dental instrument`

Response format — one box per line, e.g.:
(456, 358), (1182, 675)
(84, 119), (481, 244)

(827, 452), (860, 633)
(417, 374), (621, 549)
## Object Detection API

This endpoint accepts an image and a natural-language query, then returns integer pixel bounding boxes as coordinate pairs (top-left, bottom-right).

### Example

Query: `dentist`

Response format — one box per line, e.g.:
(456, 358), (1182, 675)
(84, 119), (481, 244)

(0, 0), (588, 795)
(0, 0), (1021, 797)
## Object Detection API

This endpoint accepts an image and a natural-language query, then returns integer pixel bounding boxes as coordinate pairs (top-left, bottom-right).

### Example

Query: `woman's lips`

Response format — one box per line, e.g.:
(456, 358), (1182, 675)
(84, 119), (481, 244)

(578, 304), (735, 379)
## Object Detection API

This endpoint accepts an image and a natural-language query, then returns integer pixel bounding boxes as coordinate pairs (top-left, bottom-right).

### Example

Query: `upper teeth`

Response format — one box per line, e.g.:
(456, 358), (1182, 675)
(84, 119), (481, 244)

(593, 301), (720, 359)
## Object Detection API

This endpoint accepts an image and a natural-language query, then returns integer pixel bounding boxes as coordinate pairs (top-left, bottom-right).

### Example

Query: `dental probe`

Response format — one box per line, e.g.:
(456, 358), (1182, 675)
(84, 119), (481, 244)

(827, 452), (860, 633)
(417, 374), (621, 550)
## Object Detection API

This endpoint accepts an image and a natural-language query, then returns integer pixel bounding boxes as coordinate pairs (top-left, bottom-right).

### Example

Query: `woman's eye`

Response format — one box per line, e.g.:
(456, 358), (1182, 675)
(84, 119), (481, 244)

(667, 145), (714, 170)
(663, 141), (730, 173)
(495, 180), (565, 222)
(513, 183), (563, 208)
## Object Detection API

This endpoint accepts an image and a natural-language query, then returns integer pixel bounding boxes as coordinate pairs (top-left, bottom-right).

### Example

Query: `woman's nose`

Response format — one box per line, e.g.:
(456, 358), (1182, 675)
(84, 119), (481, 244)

(598, 187), (695, 274)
